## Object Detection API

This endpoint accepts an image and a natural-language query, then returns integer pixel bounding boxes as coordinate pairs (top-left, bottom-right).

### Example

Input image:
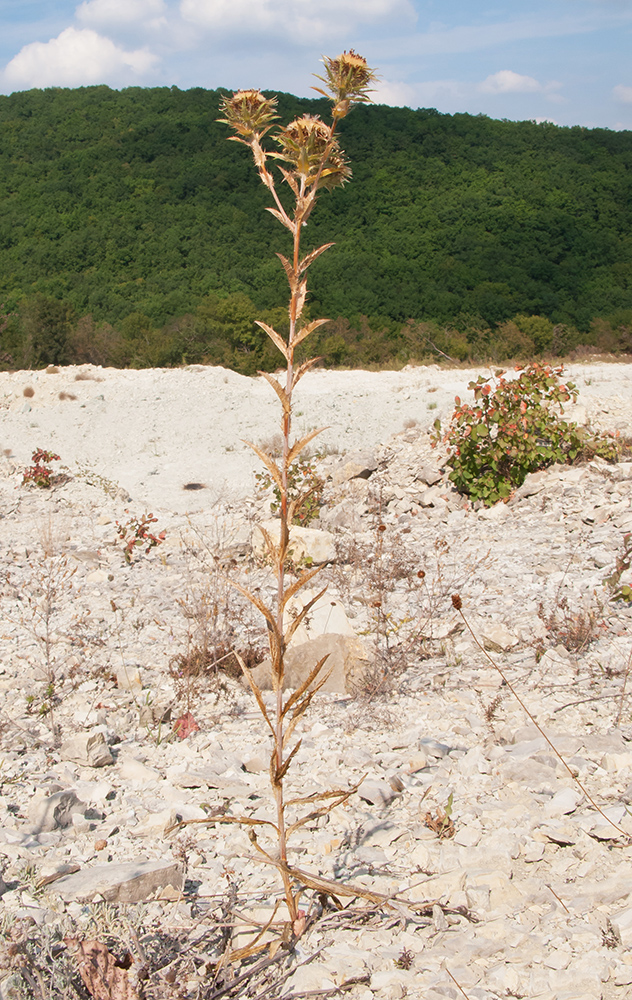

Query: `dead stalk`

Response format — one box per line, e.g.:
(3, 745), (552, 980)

(220, 54), (376, 924)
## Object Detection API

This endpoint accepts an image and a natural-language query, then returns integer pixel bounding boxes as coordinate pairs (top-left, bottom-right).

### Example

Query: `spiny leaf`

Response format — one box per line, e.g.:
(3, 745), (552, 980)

(294, 278), (308, 321)
(287, 427), (326, 468)
(275, 738), (302, 783)
(166, 810), (278, 836)
(284, 586), (328, 645)
(282, 654), (330, 718)
(256, 523), (281, 565)
(292, 357), (322, 390)
(255, 321), (289, 360)
(283, 665), (333, 743)
(276, 253), (298, 294)
(281, 565), (323, 609)
(230, 580), (281, 645)
(293, 317), (330, 348)
(286, 786), (359, 836)
(234, 652), (275, 736)
(259, 371), (291, 415)
(244, 439), (283, 491)
(298, 244), (335, 274)
(277, 165), (300, 197)
(264, 206), (294, 233)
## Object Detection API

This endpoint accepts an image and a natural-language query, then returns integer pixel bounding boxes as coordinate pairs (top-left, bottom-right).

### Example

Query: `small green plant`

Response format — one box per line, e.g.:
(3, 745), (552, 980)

(22, 449), (60, 488)
(255, 456), (324, 525)
(433, 363), (618, 505)
(115, 512), (166, 564)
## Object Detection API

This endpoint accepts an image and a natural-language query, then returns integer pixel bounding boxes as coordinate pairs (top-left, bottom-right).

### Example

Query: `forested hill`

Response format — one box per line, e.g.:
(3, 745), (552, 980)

(0, 84), (631, 371)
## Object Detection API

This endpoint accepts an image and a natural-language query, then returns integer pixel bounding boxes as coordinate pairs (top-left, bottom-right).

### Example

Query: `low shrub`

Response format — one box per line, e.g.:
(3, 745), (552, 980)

(433, 363), (619, 505)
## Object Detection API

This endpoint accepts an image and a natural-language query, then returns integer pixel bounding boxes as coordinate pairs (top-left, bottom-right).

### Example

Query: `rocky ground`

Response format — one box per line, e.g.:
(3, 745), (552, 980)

(0, 361), (631, 998)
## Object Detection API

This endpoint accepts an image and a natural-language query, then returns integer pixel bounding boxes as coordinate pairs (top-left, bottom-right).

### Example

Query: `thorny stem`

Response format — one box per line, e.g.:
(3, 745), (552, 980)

(223, 52), (376, 927)
(456, 602), (631, 842)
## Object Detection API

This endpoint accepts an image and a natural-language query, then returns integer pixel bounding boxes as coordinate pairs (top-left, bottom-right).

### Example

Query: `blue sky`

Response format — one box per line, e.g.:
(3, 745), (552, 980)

(0, 0), (631, 129)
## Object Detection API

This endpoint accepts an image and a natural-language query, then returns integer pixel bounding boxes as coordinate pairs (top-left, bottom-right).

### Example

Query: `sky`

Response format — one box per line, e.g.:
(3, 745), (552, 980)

(0, 0), (631, 130)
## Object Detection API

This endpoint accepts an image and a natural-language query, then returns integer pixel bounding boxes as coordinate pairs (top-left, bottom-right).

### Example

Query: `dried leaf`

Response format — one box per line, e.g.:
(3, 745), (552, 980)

(293, 317), (330, 348)
(294, 278), (308, 320)
(275, 738), (302, 782)
(257, 523), (281, 565)
(281, 564), (323, 609)
(277, 166), (299, 197)
(243, 439), (283, 491)
(259, 371), (291, 415)
(284, 586), (328, 645)
(286, 427), (326, 468)
(254, 321), (289, 360)
(230, 581), (278, 634)
(275, 253), (298, 295)
(65, 938), (139, 1000)
(292, 356), (322, 390)
(173, 712), (200, 739)
(234, 651), (275, 735)
(282, 654), (330, 718)
(298, 244), (335, 274)
(264, 206), (294, 232)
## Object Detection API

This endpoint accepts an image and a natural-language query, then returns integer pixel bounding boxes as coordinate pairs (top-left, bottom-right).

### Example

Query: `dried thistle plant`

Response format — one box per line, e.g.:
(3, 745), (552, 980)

(219, 53), (376, 927)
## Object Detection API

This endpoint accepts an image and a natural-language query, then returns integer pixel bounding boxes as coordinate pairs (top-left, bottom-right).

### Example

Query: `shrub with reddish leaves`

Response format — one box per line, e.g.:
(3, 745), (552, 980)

(116, 512), (166, 564)
(22, 448), (61, 488)
(433, 363), (618, 506)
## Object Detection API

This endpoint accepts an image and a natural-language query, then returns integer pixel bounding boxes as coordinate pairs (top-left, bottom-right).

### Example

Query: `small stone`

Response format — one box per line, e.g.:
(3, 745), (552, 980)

(523, 842), (545, 863)
(481, 623), (519, 652)
(60, 731), (113, 768)
(358, 778), (398, 807)
(544, 787), (582, 817)
(116, 665), (142, 691)
(119, 757), (160, 783)
(28, 791), (86, 834)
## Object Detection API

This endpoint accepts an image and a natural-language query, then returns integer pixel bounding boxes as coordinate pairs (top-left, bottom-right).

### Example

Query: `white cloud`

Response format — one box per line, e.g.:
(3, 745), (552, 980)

(179, 0), (413, 39)
(479, 70), (542, 94)
(614, 83), (632, 102)
(373, 79), (417, 107)
(4, 27), (158, 88)
(76, 0), (167, 28)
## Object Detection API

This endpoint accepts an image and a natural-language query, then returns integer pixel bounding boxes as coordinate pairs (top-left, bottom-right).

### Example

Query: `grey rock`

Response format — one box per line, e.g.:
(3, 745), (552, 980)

(28, 791), (86, 833)
(60, 731), (113, 768)
(358, 778), (398, 807)
(51, 859), (184, 903)
(417, 464), (442, 486)
(331, 452), (377, 486)
(253, 520), (336, 564)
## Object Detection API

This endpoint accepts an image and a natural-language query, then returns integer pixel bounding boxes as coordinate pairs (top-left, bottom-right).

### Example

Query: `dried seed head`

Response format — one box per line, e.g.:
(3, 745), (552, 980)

(378, 524), (386, 532)
(417, 570), (426, 579)
(316, 50), (376, 115)
(218, 89), (278, 140)
(275, 115), (350, 190)
(451, 593), (462, 611)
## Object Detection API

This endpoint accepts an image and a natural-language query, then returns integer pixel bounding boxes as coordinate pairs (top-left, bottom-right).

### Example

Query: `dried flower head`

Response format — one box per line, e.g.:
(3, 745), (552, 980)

(451, 593), (462, 611)
(314, 50), (376, 116)
(275, 115), (351, 189)
(218, 89), (278, 141)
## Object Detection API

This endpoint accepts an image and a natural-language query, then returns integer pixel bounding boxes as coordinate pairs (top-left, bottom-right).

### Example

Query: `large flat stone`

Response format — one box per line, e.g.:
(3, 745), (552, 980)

(50, 860), (184, 903)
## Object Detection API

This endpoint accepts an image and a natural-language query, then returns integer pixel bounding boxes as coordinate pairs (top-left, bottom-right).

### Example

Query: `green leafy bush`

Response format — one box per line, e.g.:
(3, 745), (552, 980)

(433, 363), (619, 505)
